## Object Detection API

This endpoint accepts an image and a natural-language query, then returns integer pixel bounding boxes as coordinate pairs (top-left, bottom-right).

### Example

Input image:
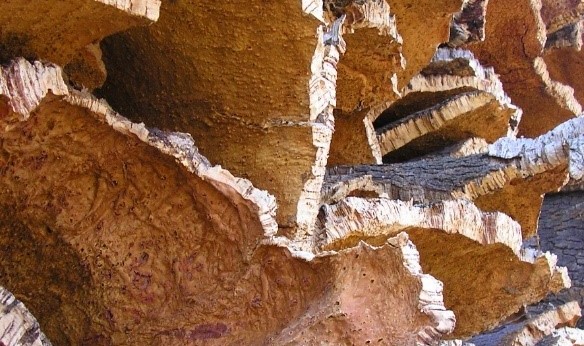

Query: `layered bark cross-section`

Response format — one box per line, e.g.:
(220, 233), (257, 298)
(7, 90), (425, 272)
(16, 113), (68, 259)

(447, 301), (582, 345)
(324, 0), (403, 112)
(0, 286), (51, 346)
(371, 48), (520, 163)
(96, 0), (345, 234)
(324, 0), (405, 166)
(316, 196), (569, 338)
(463, 0), (582, 137)
(317, 198), (523, 253)
(2, 0), (584, 344)
(328, 0), (468, 166)
(325, 116), (584, 237)
(0, 59), (303, 345)
(0, 57), (461, 345)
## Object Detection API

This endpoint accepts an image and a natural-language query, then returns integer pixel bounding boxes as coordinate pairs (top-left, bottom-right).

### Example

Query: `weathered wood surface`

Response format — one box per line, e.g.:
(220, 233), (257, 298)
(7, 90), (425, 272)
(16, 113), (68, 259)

(328, 108), (382, 165)
(323, 154), (558, 238)
(536, 189), (584, 332)
(95, 0), (346, 234)
(376, 91), (516, 163)
(324, 116), (584, 237)
(328, 2), (469, 167)
(316, 196), (569, 338)
(540, 191), (584, 286)
(317, 198), (523, 253)
(384, 0), (463, 86)
(327, 0), (404, 112)
(0, 57), (457, 345)
(404, 48), (521, 116)
(2, 0), (584, 344)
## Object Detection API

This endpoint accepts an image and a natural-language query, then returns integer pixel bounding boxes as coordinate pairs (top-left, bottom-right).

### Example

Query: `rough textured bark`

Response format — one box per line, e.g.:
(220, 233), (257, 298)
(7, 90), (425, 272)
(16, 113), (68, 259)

(541, 0), (584, 35)
(0, 0), (159, 89)
(267, 233), (456, 345)
(465, 0), (582, 137)
(441, 302), (582, 345)
(95, 0), (340, 232)
(540, 191), (584, 286)
(537, 189), (584, 333)
(325, 116), (583, 238)
(317, 197), (569, 338)
(327, 0), (466, 166)
(91, 0), (350, 237)
(317, 198), (523, 253)
(544, 20), (584, 110)
(538, 327), (584, 345)
(448, 0), (489, 47)
(327, 0), (404, 112)
(0, 0), (159, 64)
(0, 58), (457, 345)
(2, 0), (584, 345)
(384, 0), (463, 86)
(328, 108), (381, 165)
(369, 48), (520, 163)
(326, 0), (404, 166)
(0, 286), (51, 346)
(443, 137), (490, 157)
(376, 90), (516, 162)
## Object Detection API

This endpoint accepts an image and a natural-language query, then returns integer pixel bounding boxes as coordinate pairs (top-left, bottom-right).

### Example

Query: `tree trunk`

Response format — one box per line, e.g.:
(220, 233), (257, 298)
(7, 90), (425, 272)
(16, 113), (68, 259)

(1, 0), (584, 345)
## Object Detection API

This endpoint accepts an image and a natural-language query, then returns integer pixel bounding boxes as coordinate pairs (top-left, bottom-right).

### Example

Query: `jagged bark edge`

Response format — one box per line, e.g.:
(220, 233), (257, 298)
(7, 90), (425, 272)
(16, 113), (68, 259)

(489, 117), (584, 181)
(0, 286), (52, 346)
(0, 59), (68, 118)
(533, 56), (582, 115)
(318, 197), (571, 339)
(509, 302), (581, 345)
(325, 116), (583, 205)
(297, 0), (404, 237)
(66, 91), (280, 236)
(387, 233), (456, 344)
(97, 0), (161, 21)
(376, 91), (501, 156)
(346, 0), (404, 48)
(295, 26), (337, 237)
(405, 48), (522, 137)
(319, 198), (523, 256)
(0, 58), (279, 236)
